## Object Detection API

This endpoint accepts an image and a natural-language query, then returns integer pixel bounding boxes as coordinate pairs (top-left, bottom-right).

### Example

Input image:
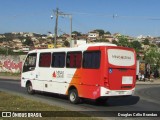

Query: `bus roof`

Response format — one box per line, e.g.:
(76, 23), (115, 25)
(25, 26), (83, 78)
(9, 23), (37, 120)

(29, 43), (117, 53)
(77, 42), (117, 47)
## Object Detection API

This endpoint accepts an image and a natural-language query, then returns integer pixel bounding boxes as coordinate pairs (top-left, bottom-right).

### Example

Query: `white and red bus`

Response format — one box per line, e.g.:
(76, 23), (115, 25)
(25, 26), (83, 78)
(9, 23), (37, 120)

(21, 43), (136, 104)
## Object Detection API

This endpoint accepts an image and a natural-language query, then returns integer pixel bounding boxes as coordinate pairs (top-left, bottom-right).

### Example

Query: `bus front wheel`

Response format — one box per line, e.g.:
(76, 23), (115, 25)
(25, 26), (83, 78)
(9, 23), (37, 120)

(68, 89), (80, 104)
(26, 82), (35, 94)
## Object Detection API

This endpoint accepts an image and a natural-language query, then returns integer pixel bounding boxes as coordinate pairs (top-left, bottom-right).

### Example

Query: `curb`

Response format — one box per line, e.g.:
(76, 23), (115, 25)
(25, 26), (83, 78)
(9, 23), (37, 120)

(0, 76), (20, 80)
(136, 79), (160, 85)
(136, 82), (160, 85)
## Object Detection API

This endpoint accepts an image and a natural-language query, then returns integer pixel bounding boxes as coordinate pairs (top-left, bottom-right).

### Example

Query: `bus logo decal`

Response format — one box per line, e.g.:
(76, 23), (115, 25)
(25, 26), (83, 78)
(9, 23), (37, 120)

(52, 71), (64, 78)
(52, 72), (57, 78)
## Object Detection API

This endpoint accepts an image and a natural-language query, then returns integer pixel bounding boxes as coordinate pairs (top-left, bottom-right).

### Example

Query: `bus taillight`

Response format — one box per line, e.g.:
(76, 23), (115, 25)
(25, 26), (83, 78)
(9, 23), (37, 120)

(104, 82), (109, 87)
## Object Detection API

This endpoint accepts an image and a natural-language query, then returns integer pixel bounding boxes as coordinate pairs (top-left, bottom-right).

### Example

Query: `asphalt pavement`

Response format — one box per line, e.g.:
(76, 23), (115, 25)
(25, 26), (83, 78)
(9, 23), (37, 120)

(0, 76), (160, 120)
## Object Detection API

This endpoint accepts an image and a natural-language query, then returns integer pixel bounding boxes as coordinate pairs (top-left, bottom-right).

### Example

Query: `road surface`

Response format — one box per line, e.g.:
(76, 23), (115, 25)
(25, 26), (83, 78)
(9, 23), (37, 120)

(0, 79), (160, 120)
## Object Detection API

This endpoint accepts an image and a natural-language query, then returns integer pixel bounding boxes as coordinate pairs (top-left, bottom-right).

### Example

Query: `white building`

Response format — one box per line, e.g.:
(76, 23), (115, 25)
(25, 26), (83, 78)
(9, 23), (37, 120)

(88, 31), (99, 40)
(88, 31), (99, 37)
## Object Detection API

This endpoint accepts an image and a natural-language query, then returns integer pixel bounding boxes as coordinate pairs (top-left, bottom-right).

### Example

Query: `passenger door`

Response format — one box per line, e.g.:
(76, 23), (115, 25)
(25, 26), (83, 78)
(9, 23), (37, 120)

(21, 53), (37, 88)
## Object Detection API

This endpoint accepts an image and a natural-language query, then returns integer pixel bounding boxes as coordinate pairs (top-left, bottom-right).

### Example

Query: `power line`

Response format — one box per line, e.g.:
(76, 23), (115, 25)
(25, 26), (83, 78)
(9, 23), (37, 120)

(68, 11), (160, 20)
(0, 12), (47, 19)
(73, 18), (91, 33)
(1, 10), (160, 20)
(52, 8), (72, 47)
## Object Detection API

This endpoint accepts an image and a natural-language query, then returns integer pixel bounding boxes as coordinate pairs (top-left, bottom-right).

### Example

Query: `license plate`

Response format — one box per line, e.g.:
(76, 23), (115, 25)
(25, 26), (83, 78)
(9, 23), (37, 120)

(122, 76), (133, 84)
(118, 91), (125, 94)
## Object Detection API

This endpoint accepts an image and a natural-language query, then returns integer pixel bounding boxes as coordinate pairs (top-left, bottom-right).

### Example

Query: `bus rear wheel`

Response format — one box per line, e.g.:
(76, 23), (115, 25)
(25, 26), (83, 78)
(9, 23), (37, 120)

(26, 82), (35, 94)
(68, 89), (80, 104)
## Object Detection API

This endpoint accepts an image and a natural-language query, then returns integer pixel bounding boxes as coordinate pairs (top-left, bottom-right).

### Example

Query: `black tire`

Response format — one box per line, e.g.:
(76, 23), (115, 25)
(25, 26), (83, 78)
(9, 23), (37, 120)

(68, 89), (80, 104)
(26, 82), (35, 94)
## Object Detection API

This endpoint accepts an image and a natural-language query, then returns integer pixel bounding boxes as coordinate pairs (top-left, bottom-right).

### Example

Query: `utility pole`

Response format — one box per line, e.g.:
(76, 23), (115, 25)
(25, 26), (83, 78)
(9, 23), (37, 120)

(6, 38), (8, 55)
(54, 8), (59, 48)
(70, 15), (72, 47)
(52, 8), (72, 48)
(59, 13), (72, 47)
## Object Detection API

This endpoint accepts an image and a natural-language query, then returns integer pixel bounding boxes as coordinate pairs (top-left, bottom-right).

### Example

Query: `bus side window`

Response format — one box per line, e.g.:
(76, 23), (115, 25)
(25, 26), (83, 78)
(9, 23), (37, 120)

(23, 53), (37, 72)
(66, 52), (82, 68)
(39, 53), (51, 67)
(52, 52), (65, 68)
(83, 51), (101, 69)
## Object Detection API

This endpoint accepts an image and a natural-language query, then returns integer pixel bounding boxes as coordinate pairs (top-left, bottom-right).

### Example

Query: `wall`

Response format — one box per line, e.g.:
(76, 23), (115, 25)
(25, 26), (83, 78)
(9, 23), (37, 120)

(0, 55), (26, 73)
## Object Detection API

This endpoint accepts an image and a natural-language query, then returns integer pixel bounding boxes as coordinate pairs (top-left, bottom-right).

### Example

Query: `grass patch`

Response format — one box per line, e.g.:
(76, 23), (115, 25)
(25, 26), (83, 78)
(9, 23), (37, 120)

(0, 91), (99, 120)
(0, 91), (63, 111)
(0, 72), (20, 77)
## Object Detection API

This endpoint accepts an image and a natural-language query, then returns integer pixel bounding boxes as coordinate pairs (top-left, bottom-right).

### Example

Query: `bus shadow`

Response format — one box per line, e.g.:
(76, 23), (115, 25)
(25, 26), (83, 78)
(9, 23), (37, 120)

(36, 91), (68, 100)
(36, 92), (140, 107)
(84, 96), (140, 106)
(107, 96), (140, 106)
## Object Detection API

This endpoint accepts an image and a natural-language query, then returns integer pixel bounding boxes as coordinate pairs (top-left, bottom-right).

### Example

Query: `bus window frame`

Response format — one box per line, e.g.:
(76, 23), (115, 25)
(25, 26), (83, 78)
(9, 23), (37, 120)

(66, 51), (82, 68)
(39, 52), (52, 68)
(51, 52), (66, 68)
(23, 53), (37, 73)
(83, 50), (101, 69)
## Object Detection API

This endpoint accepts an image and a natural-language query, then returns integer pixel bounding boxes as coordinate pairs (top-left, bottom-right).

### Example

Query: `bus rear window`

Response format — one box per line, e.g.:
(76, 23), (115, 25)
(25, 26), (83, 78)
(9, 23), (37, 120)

(108, 49), (135, 66)
(83, 51), (101, 69)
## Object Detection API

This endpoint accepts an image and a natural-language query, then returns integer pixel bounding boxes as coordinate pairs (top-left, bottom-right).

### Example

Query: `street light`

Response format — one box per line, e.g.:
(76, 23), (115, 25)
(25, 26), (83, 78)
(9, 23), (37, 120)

(50, 15), (54, 19)
(50, 10), (58, 48)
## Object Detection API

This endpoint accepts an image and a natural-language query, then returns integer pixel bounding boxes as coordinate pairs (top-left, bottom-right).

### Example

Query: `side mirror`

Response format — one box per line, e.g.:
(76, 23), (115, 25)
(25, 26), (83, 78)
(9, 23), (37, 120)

(29, 67), (35, 71)
(24, 62), (28, 66)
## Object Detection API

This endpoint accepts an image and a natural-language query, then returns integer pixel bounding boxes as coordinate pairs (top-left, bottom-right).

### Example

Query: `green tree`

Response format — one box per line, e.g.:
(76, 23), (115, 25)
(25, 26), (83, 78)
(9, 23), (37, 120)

(117, 36), (130, 47)
(150, 44), (157, 47)
(143, 38), (150, 45)
(0, 47), (16, 55)
(157, 43), (160, 48)
(63, 40), (70, 47)
(130, 40), (142, 59)
(95, 38), (109, 42)
(4, 33), (15, 41)
(144, 46), (160, 67)
(23, 37), (33, 46)
(72, 31), (81, 36)
(112, 40), (118, 45)
(105, 31), (111, 35)
(18, 36), (26, 41)
(130, 40), (142, 50)
(0, 38), (6, 43)
(95, 29), (105, 36)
